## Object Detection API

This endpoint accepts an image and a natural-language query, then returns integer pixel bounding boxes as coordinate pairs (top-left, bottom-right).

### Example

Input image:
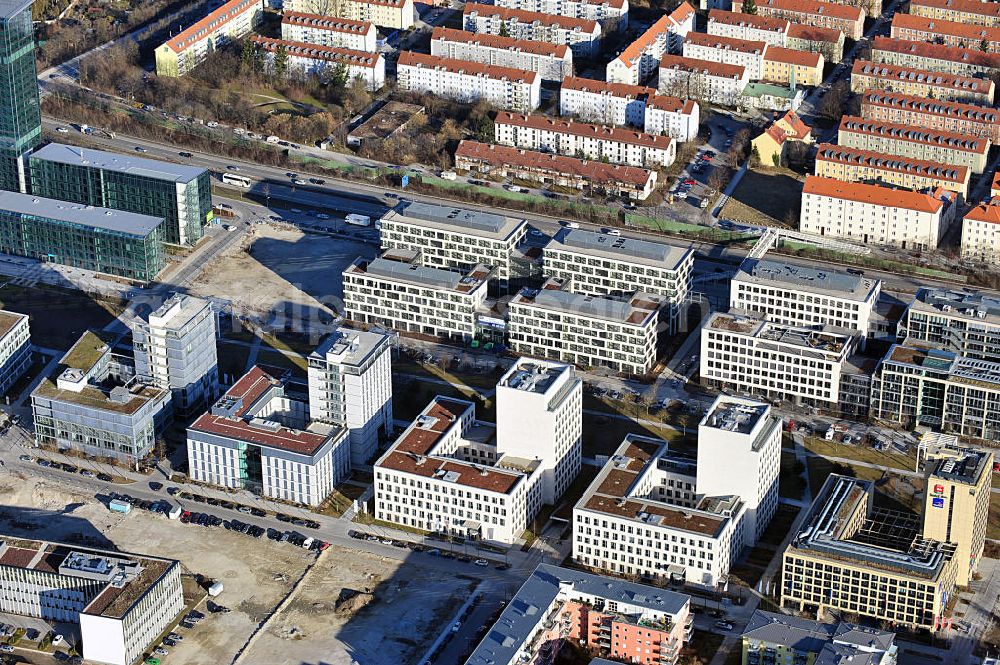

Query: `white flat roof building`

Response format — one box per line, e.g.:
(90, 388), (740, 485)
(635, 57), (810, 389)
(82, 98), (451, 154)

(898, 288), (1000, 363)
(132, 293), (219, 419)
(307, 327), (393, 467)
(730, 258), (881, 341)
(280, 12), (378, 51)
(187, 365), (350, 506)
(0, 536), (184, 665)
(800, 175), (954, 251)
(697, 396), (781, 546)
(494, 111), (676, 168)
(700, 311), (858, 405)
(508, 279), (663, 376)
(377, 200), (529, 285)
(397, 50), (540, 113)
(430, 27), (572, 82)
(543, 228), (693, 331)
(463, 3), (602, 57)
(0, 309), (30, 397)
(342, 250), (492, 342)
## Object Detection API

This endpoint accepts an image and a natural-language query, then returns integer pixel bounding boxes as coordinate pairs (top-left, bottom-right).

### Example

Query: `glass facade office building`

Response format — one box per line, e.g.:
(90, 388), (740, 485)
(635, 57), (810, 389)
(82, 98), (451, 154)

(28, 143), (213, 246)
(0, 191), (167, 280)
(0, 0), (42, 193)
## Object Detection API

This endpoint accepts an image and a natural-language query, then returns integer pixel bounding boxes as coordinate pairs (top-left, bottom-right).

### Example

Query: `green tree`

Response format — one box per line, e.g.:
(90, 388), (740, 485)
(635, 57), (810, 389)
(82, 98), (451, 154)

(498, 21), (509, 37)
(474, 114), (495, 142)
(329, 62), (349, 88)
(982, 38), (991, 52)
(742, 0), (757, 13)
(273, 44), (288, 79)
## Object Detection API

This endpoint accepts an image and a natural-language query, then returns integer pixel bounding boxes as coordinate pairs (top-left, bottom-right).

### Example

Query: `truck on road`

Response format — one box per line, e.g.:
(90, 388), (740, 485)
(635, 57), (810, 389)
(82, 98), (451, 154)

(109, 499), (131, 514)
(345, 214), (371, 227)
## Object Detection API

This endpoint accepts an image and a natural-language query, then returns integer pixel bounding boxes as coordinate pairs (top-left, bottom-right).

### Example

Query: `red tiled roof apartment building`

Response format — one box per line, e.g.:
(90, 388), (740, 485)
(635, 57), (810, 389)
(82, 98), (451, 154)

(558, 77), (700, 141)
(732, 0), (864, 40)
(455, 140), (658, 200)
(787, 23), (845, 63)
(251, 36), (385, 91)
(280, 12), (377, 52)
(707, 9), (789, 46)
(606, 3), (695, 84)
(430, 26), (572, 82)
(909, 0), (1000, 27)
(891, 13), (1000, 53)
(962, 202), (1000, 263)
(762, 44), (825, 86)
(491, 0), (629, 31)
(494, 111), (677, 168)
(682, 32), (769, 79)
(838, 115), (990, 173)
(657, 54), (750, 106)
(814, 143), (971, 200)
(396, 51), (541, 113)
(850, 60), (995, 105)
(871, 36), (1000, 77)
(154, 0), (263, 77)
(860, 90), (1000, 143)
(283, 0), (414, 29)
(801, 175), (953, 250)
(463, 3), (602, 57)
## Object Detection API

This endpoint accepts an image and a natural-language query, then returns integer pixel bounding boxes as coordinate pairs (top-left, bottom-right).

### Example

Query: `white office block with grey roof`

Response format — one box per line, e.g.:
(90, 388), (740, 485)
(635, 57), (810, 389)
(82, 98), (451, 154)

(496, 359), (582, 504)
(898, 287), (1000, 362)
(308, 327), (393, 466)
(31, 331), (172, 464)
(132, 294), (219, 419)
(377, 201), (529, 287)
(28, 142), (213, 246)
(0, 309), (30, 396)
(342, 250), (492, 342)
(508, 281), (663, 375)
(543, 228), (693, 332)
(730, 258), (880, 344)
(697, 396), (781, 546)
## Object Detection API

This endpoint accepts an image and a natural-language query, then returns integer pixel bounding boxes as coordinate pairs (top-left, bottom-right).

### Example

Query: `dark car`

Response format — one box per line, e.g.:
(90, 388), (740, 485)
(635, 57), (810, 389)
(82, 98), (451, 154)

(276, 513), (293, 523)
(149, 482), (162, 491)
(250, 507), (267, 517)
(309, 177), (325, 184)
(179, 152), (193, 157)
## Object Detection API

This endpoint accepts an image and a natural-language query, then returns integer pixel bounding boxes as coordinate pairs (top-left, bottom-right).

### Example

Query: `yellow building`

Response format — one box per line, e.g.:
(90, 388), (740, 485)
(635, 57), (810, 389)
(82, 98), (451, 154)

(154, 0), (263, 77)
(921, 440), (992, 587)
(782, 474), (958, 632)
(752, 110), (812, 166)
(762, 45), (824, 87)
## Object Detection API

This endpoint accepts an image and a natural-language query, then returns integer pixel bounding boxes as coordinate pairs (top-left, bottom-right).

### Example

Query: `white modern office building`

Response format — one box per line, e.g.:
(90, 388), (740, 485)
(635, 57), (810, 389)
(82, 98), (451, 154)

(543, 228), (693, 332)
(800, 175), (953, 250)
(187, 365), (350, 506)
(377, 200), (529, 287)
(342, 250), (492, 342)
(0, 309), (30, 397)
(463, 3), (602, 57)
(494, 111), (676, 168)
(31, 331), (172, 464)
(898, 288), (1000, 362)
(132, 293), (219, 419)
(307, 326), (393, 466)
(375, 359), (582, 544)
(397, 50), (540, 113)
(430, 27), (572, 82)
(657, 55), (750, 107)
(730, 258), (881, 342)
(700, 311), (858, 405)
(280, 12), (378, 51)
(0, 537), (184, 665)
(508, 279), (663, 376)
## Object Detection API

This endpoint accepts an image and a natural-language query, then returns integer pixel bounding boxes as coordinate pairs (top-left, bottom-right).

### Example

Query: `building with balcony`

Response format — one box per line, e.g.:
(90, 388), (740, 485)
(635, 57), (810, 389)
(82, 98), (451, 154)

(657, 55), (750, 107)
(285, 0), (414, 29)
(154, 0), (262, 77)
(559, 77), (656, 127)
(493, 0), (628, 31)
(860, 90), (1000, 144)
(0, 536), (184, 665)
(871, 36), (1000, 77)
(707, 10), (789, 47)
(430, 27), (572, 82)
(739, 0), (864, 40)
(187, 365), (350, 506)
(838, 116), (989, 174)
(396, 51), (539, 112)
(252, 36), (385, 91)
(682, 32), (768, 80)
(465, 564), (692, 665)
(280, 12), (377, 51)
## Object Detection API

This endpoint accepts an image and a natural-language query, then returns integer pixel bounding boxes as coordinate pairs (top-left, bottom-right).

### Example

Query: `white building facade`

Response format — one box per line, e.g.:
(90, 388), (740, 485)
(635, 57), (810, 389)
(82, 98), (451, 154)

(559, 77), (656, 127)
(397, 51), (540, 113)
(493, 0), (628, 31)
(253, 36), (386, 90)
(280, 12), (378, 51)
(682, 32), (768, 80)
(658, 55), (750, 107)
(430, 27), (572, 82)
(605, 3), (695, 84)
(961, 203), (1000, 264)
(707, 9), (789, 46)
(463, 3), (602, 57)
(0, 310), (30, 397)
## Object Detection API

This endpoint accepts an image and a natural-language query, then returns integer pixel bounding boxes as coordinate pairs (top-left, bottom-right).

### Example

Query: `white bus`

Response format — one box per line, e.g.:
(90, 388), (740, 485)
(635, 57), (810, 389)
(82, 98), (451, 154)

(222, 173), (252, 188)
(345, 213), (371, 227)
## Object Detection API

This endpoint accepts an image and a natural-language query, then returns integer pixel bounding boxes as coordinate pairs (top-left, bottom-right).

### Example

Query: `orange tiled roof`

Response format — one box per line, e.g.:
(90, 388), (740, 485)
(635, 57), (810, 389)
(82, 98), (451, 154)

(495, 111), (675, 150)
(659, 53), (747, 79)
(780, 110), (810, 138)
(431, 26), (569, 57)
(839, 115), (988, 153)
(803, 175), (944, 214)
(561, 76), (656, 99)
(910, 0), (1000, 20)
(708, 9), (790, 32)
(612, 15), (672, 68)
(281, 11), (374, 34)
(251, 36), (381, 67)
(764, 45), (823, 67)
(787, 23), (841, 43)
(852, 60), (994, 93)
(164, 0), (260, 53)
(684, 31), (768, 55)
(398, 50), (539, 83)
(455, 140), (655, 186)
(965, 203), (1000, 225)
(648, 95), (698, 115)
(861, 89), (1000, 123)
(872, 36), (1000, 69)
(814, 143), (969, 184)
(463, 3), (599, 32)
(757, 0), (863, 21)
(891, 12), (1000, 43)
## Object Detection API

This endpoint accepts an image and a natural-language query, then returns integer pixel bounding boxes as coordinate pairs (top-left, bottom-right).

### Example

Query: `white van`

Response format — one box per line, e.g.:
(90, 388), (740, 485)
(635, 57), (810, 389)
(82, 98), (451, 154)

(440, 171), (457, 181)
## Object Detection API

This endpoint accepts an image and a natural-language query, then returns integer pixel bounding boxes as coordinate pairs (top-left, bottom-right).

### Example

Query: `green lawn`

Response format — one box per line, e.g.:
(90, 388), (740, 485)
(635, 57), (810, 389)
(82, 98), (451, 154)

(803, 436), (915, 472)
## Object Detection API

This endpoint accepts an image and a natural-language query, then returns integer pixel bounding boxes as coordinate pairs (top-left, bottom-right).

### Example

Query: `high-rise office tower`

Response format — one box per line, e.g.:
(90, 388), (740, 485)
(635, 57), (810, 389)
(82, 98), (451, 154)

(0, 0), (41, 193)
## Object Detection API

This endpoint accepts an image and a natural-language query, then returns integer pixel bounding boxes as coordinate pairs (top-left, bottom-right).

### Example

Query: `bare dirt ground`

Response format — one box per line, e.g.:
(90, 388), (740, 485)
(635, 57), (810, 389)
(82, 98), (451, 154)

(246, 551), (477, 665)
(187, 223), (378, 330)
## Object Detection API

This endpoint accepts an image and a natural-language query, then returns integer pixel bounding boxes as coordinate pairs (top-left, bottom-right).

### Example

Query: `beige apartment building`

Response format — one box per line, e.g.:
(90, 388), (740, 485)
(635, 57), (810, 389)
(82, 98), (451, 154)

(961, 203), (1000, 264)
(814, 143), (970, 200)
(787, 24), (844, 63)
(838, 116), (990, 174)
(871, 36), (1000, 77)
(892, 13), (1000, 53)
(782, 474), (959, 632)
(154, 0), (263, 77)
(285, 0), (414, 29)
(851, 60), (995, 105)
(909, 0), (1000, 27)
(860, 90), (1000, 143)
(762, 45), (824, 86)
(734, 0), (864, 40)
